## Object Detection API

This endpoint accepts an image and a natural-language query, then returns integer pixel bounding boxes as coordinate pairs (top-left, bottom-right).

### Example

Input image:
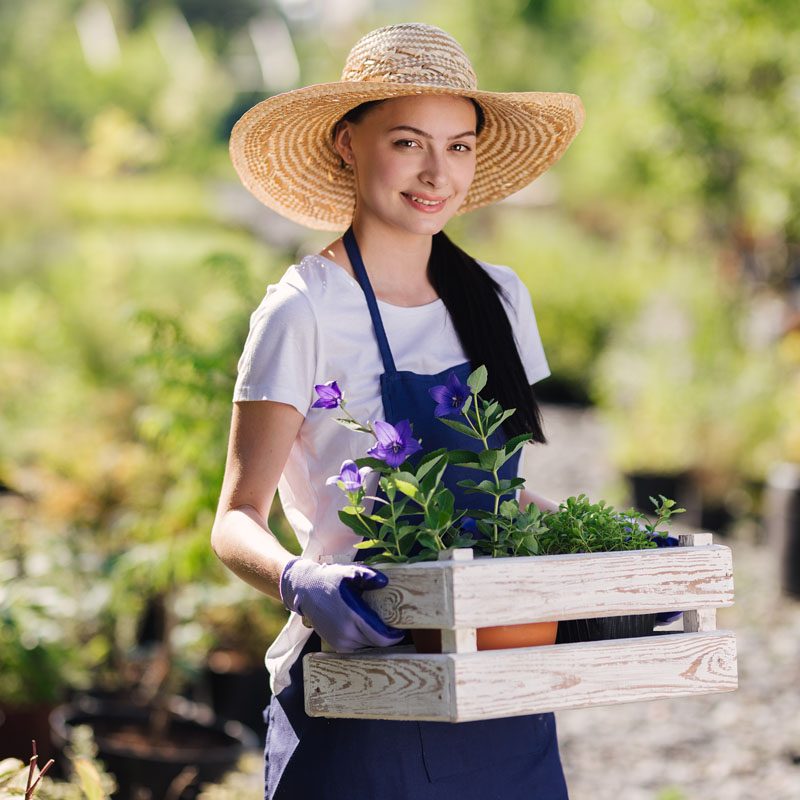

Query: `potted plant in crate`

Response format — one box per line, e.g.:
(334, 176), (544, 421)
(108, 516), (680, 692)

(314, 365), (685, 653)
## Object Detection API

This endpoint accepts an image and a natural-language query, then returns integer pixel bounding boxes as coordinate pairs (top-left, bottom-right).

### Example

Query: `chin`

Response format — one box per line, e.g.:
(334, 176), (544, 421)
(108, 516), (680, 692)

(398, 208), (460, 236)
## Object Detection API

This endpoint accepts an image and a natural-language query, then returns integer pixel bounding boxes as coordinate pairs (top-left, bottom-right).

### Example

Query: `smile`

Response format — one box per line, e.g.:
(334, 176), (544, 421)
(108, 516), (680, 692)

(401, 193), (448, 212)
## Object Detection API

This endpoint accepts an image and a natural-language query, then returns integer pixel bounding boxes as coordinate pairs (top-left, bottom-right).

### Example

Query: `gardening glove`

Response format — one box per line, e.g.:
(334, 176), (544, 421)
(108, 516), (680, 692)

(279, 557), (406, 651)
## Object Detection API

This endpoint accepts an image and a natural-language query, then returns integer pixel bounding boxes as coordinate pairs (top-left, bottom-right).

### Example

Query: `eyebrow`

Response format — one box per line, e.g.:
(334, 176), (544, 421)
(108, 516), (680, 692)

(387, 125), (476, 139)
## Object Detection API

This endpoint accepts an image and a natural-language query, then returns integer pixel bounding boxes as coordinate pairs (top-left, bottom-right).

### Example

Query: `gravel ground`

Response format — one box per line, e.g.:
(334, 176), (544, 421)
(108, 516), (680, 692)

(524, 404), (800, 800)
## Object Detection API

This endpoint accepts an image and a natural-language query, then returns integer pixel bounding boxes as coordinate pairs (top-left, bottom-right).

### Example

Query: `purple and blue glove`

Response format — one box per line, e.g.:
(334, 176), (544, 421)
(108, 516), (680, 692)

(279, 557), (406, 651)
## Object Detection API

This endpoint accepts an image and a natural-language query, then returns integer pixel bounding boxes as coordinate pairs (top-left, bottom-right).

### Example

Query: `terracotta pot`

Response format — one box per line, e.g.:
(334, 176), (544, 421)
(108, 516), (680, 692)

(411, 621), (558, 653)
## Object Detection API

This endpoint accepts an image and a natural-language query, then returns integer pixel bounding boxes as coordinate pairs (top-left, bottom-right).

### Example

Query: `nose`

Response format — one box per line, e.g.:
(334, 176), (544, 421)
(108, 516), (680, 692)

(418, 149), (449, 190)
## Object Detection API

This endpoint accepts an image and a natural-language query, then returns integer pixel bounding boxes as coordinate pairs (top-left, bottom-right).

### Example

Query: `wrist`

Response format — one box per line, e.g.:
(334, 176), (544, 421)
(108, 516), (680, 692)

(279, 556), (308, 612)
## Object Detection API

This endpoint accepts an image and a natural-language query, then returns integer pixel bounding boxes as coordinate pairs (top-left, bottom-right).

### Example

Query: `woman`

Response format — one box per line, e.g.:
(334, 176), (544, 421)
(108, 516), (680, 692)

(213, 22), (584, 799)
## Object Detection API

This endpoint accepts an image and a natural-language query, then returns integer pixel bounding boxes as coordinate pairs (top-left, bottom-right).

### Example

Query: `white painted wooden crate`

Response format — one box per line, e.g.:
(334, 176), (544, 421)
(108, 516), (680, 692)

(304, 533), (737, 722)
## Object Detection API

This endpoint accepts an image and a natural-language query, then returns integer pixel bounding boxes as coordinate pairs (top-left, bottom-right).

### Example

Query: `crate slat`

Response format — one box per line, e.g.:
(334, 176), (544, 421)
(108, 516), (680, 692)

(305, 631), (737, 722)
(362, 545), (734, 628)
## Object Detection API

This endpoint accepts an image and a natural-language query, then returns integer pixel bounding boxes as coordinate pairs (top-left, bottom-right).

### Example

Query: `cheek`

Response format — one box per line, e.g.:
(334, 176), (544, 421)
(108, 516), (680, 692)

(456, 158), (477, 191)
(363, 156), (409, 197)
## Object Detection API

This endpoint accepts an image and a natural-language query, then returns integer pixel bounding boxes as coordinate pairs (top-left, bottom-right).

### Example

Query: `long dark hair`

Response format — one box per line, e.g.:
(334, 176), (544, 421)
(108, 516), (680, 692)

(334, 100), (547, 444)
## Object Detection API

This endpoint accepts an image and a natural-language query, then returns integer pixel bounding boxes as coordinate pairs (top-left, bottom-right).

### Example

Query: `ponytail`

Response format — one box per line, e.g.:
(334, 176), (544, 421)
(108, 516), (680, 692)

(428, 231), (547, 443)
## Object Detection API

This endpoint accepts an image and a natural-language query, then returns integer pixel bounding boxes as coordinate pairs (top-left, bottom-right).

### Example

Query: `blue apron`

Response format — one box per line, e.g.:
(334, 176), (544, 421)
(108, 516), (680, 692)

(263, 226), (569, 799)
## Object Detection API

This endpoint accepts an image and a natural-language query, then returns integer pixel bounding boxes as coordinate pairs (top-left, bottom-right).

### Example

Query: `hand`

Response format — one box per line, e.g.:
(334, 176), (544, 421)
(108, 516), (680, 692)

(279, 558), (406, 651)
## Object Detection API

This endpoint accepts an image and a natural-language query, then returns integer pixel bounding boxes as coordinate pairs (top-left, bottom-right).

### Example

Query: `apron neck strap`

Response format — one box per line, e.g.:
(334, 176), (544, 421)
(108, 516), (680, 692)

(343, 225), (397, 376)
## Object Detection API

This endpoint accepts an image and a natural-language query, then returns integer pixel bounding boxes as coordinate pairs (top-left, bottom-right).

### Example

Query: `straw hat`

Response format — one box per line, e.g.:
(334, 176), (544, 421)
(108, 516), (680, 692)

(229, 22), (585, 231)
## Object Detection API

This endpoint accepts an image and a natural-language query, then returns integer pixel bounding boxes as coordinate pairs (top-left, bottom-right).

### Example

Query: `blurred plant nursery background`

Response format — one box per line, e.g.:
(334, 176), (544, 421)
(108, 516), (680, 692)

(1, 1), (799, 798)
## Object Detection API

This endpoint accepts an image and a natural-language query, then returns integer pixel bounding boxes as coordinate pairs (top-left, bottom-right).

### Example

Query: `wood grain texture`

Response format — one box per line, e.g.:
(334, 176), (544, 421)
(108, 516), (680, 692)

(438, 548), (477, 652)
(304, 631), (738, 722)
(450, 630), (738, 721)
(361, 546), (734, 628)
(304, 649), (453, 721)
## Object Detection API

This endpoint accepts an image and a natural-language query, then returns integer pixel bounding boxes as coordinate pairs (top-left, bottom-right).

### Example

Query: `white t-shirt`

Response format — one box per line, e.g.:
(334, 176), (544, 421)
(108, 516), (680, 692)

(232, 252), (550, 695)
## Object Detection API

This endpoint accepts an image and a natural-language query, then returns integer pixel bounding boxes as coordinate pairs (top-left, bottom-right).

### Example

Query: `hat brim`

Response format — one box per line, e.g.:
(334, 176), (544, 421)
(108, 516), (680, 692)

(229, 81), (585, 231)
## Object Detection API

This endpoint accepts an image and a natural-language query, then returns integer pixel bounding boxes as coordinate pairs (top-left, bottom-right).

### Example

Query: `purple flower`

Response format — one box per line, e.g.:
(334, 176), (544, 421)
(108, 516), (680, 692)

(429, 372), (470, 418)
(367, 420), (422, 468)
(326, 460), (372, 492)
(312, 380), (342, 409)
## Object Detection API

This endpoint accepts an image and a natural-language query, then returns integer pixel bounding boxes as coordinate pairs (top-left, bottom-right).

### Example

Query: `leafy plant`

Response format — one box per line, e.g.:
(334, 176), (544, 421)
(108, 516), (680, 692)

(535, 493), (684, 555)
(314, 365), (683, 565)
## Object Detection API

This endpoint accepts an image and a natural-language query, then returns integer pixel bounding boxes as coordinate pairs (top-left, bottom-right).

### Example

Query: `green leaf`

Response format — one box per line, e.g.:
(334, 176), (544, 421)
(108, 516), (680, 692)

(438, 417), (478, 438)
(485, 408), (516, 437)
(497, 477), (526, 492)
(417, 533), (439, 550)
(478, 449), (501, 471)
(334, 417), (372, 434)
(341, 505), (366, 515)
(447, 449), (482, 468)
(458, 478), (502, 495)
(391, 471), (419, 499)
(380, 476), (396, 502)
(75, 758), (108, 800)
(355, 456), (390, 471)
(499, 499), (520, 519)
(353, 539), (387, 549)
(417, 452), (447, 492)
(338, 510), (374, 536)
(504, 433), (534, 458)
(415, 448), (448, 480)
(467, 364), (488, 395)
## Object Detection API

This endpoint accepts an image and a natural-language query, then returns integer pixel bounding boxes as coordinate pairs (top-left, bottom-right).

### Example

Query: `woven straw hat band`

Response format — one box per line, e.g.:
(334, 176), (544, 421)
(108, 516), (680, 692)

(340, 24), (478, 90)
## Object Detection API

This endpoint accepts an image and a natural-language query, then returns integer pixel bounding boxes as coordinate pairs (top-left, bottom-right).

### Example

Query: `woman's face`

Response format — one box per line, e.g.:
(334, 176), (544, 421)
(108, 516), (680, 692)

(334, 94), (479, 236)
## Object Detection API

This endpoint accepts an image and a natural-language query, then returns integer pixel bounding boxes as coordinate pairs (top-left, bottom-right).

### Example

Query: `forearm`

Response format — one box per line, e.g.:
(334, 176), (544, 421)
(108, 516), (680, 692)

(519, 487), (561, 514)
(210, 505), (297, 603)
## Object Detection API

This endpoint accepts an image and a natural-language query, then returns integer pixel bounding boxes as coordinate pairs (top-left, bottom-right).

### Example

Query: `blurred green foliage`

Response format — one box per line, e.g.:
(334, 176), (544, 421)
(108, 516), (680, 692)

(1, 0), (799, 708)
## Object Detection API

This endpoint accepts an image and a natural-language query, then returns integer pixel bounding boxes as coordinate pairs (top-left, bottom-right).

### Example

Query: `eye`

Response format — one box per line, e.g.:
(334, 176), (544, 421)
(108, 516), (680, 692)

(394, 139), (419, 148)
(451, 143), (472, 152)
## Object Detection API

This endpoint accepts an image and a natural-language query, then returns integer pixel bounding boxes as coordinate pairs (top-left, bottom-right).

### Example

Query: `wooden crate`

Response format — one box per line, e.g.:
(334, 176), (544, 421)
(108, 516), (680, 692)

(304, 533), (737, 722)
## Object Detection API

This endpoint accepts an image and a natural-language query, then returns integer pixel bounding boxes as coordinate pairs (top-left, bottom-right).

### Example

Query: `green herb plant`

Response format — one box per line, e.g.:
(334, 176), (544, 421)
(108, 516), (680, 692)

(327, 366), (684, 564)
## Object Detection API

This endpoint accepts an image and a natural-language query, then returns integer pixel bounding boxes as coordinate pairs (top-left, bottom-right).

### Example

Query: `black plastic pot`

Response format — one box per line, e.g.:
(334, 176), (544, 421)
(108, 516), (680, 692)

(624, 469), (701, 525)
(765, 462), (800, 598)
(50, 695), (259, 800)
(699, 501), (735, 537)
(203, 651), (271, 741)
(556, 613), (659, 644)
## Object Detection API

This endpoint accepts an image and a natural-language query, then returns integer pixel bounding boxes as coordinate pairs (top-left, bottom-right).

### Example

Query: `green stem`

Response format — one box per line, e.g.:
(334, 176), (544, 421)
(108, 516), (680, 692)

(463, 393), (502, 548)
(491, 467), (501, 549)
(340, 400), (377, 438)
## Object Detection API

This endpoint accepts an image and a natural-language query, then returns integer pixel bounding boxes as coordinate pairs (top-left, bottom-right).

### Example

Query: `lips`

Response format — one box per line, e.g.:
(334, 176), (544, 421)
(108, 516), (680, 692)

(401, 192), (448, 213)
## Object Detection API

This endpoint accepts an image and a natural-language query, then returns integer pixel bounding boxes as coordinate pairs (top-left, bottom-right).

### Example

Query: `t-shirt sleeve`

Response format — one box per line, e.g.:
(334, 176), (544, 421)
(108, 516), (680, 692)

(232, 282), (318, 416)
(510, 277), (551, 385)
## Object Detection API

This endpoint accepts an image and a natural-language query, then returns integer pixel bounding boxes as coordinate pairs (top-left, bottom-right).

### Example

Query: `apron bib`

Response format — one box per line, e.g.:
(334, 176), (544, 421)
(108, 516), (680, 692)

(263, 227), (568, 800)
